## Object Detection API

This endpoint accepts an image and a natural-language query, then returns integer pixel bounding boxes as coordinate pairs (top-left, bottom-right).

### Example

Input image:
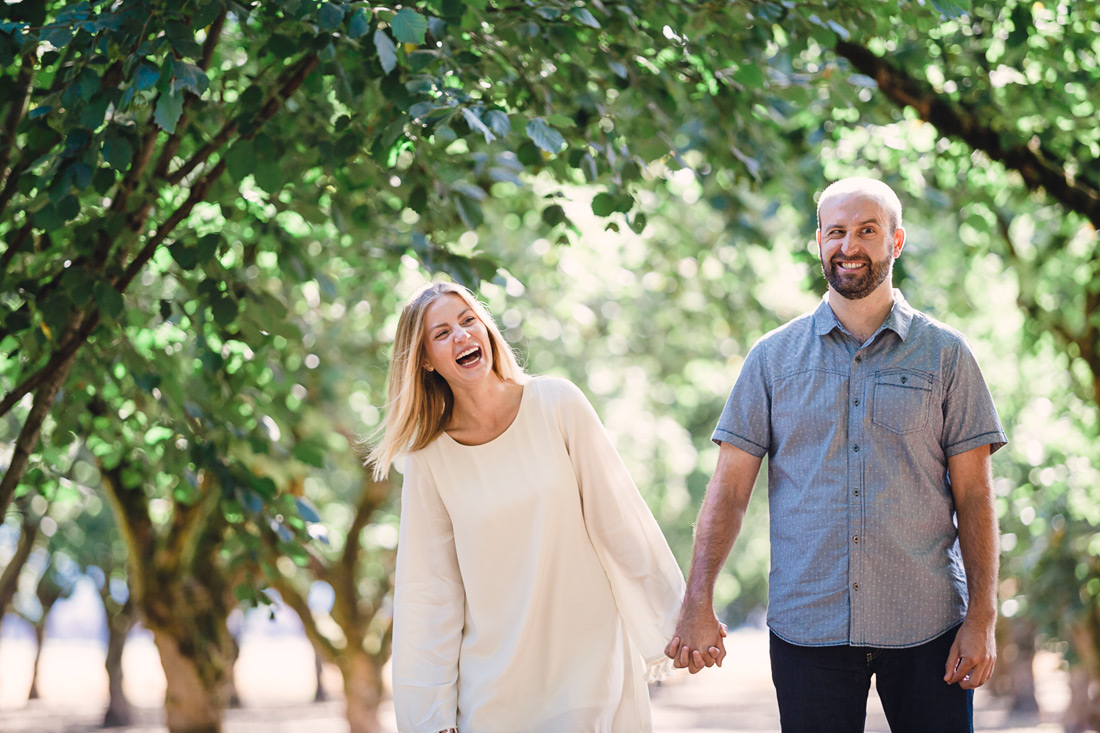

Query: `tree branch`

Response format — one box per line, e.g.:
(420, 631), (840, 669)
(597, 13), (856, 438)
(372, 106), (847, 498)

(168, 469), (221, 576)
(168, 51), (321, 186)
(0, 345), (80, 518)
(0, 499), (39, 613)
(0, 51), (36, 196)
(0, 307), (98, 420)
(0, 53), (321, 513)
(834, 39), (1100, 231)
(151, 7), (228, 181)
(268, 574), (341, 662)
(98, 459), (156, 606)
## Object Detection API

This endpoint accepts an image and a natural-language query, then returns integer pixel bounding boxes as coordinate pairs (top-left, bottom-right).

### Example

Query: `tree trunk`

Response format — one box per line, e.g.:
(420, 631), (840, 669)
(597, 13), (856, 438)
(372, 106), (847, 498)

(313, 647), (327, 703)
(27, 575), (63, 701)
(0, 505), (37, 612)
(1065, 613), (1100, 733)
(152, 627), (229, 733)
(1007, 617), (1039, 714)
(27, 613), (47, 700)
(102, 597), (135, 728)
(340, 651), (385, 733)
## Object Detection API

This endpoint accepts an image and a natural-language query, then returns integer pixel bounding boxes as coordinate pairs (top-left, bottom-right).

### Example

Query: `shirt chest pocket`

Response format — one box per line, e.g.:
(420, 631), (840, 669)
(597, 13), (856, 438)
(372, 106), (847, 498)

(871, 370), (934, 435)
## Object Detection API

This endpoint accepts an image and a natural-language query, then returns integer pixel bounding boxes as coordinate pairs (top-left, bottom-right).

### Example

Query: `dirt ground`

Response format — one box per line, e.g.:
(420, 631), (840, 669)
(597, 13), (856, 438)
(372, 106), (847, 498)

(0, 627), (1071, 732)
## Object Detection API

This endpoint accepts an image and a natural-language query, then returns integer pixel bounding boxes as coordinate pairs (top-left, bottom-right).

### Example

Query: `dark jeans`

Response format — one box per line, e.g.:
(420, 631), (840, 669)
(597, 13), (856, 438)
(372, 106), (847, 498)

(770, 625), (973, 733)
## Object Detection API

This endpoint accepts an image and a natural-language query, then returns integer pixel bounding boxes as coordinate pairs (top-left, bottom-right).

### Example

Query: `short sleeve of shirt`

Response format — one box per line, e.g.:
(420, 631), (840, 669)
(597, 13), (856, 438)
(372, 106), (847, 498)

(712, 340), (771, 457)
(942, 337), (1007, 457)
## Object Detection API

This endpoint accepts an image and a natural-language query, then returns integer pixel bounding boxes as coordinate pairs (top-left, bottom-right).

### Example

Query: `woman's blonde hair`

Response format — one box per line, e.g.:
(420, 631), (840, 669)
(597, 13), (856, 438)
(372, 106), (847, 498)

(367, 281), (526, 480)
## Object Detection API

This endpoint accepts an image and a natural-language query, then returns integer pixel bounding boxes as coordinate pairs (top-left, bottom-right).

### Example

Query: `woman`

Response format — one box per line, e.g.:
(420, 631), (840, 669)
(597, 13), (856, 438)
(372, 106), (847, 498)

(369, 282), (686, 733)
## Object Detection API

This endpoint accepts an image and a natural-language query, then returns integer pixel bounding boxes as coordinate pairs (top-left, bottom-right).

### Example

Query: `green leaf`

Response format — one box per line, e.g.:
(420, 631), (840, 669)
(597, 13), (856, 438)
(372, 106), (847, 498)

(294, 497), (321, 523)
(318, 2), (346, 31)
(93, 281), (125, 319)
(930, 0), (969, 19)
(144, 426), (174, 445)
(526, 118), (565, 155)
(572, 8), (601, 28)
(226, 139), (256, 182)
(392, 8), (429, 44)
(461, 108), (496, 143)
(591, 192), (615, 217)
(102, 133), (133, 171)
(169, 241), (200, 270)
(374, 29), (398, 74)
(57, 194), (80, 221)
(134, 62), (160, 91)
(348, 7), (370, 38)
(172, 60), (209, 95)
(542, 204), (566, 227)
(210, 295), (238, 327)
(733, 63), (764, 89)
(547, 113), (573, 128)
(193, 1), (222, 28)
(486, 110), (511, 137)
(454, 195), (483, 229)
(41, 22), (73, 48)
(408, 184), (428, 213)
(293, 442), (326, 467)
(154, 90), (185, 133)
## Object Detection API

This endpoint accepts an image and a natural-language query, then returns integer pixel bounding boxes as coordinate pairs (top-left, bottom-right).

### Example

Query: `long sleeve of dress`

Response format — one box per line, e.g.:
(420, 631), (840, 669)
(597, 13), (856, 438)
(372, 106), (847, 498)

(392, 451), (465, 732)
(553, 379), (686, 679)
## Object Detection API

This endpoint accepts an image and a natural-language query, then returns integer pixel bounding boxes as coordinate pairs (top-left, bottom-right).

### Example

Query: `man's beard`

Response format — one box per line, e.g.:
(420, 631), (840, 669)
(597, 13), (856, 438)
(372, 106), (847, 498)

(821, 254), (893, 300)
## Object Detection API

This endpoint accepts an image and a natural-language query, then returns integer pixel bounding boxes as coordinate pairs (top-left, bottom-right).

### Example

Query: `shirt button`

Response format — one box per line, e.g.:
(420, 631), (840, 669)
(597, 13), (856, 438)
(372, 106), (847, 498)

(853, 489), (860, 496)
(901, 375), (908, 383)
(855, 355), (862, 363)
(852, 444), (860, 452)
(853, 398), (860, 406)
(853, 535), (860, 543)
(853, 583), (860, 590)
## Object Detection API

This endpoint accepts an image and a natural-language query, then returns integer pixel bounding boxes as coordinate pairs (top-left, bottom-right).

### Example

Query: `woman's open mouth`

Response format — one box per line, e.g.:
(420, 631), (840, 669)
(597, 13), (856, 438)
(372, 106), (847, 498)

(456, 345), (483, 367)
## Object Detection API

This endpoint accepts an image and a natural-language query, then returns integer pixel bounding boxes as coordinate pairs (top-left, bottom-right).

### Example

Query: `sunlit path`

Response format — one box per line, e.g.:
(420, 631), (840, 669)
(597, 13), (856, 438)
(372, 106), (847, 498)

(0, 625), (1069, 733)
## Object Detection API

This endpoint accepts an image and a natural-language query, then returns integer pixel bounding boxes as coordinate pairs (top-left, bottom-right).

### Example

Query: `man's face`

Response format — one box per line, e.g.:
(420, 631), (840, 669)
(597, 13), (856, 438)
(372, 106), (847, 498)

(816, 193), (904, 301)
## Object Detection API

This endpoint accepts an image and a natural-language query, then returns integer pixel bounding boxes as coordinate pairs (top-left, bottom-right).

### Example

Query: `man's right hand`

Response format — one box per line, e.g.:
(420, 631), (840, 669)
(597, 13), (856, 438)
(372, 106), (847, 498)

(664, 604), (728, 674)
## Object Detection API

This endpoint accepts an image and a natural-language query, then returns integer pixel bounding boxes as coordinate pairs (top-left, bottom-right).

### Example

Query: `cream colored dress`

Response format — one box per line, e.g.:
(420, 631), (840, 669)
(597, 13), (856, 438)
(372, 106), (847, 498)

(392, 376), (685, 733)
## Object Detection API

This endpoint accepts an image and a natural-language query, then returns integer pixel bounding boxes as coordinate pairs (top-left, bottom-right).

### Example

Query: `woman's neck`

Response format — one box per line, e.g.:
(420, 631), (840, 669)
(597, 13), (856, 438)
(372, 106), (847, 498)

(447, 375), (522, 433)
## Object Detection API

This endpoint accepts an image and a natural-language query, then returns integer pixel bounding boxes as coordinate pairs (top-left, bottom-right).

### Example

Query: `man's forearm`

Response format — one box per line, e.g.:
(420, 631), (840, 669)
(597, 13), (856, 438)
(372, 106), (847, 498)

(683, 443), (762, 602)
(951, 447), (1000, 620)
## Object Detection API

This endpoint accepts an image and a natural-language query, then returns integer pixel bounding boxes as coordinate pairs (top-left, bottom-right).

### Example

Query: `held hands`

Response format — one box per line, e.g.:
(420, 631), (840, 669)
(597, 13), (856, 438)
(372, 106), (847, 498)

(944, 613), (996, 690)
(664, 603), (728, 674)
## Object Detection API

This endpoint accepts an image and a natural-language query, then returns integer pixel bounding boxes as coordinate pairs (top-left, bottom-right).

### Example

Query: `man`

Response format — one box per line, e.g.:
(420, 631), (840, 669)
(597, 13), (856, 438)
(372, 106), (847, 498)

(667, 177), (1006, 732)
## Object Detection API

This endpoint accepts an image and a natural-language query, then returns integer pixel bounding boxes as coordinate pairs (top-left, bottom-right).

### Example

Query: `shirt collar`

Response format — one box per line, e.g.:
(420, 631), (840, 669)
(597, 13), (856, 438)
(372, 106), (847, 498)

(813, 289), (914, 341)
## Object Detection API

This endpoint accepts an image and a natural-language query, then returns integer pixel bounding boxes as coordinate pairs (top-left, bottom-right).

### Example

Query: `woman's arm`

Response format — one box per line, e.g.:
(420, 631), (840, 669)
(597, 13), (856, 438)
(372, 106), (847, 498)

(392, 452), (465, 732)
(554, 379), (686, 676)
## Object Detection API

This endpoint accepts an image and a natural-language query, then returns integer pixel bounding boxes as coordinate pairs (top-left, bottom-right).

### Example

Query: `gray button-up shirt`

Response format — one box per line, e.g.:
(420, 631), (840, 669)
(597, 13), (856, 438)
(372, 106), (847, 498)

(713, 291), (1007, 648)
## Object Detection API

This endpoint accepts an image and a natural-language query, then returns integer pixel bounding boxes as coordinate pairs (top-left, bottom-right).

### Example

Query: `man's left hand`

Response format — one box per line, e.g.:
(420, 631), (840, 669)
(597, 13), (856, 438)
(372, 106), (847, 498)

(943, 614), (996, 689)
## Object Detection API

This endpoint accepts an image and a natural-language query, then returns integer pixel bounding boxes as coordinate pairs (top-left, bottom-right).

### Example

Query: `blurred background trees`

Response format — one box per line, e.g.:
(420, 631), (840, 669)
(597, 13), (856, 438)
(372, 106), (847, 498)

(1, 0), (1097, 731)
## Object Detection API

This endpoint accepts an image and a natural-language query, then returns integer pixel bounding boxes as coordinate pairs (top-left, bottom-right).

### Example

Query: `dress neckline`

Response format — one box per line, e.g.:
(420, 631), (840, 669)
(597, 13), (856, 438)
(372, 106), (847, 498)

(440, 382), (529, 448)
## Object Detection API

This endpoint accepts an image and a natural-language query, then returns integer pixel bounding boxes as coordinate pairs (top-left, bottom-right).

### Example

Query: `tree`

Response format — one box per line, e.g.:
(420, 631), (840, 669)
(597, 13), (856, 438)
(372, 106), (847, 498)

(4, 0), (1100, 728)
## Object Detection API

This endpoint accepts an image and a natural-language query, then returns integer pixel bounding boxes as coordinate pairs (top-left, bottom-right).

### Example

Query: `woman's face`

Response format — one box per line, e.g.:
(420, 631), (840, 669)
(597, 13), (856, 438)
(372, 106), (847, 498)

(421, 294), (493, 387)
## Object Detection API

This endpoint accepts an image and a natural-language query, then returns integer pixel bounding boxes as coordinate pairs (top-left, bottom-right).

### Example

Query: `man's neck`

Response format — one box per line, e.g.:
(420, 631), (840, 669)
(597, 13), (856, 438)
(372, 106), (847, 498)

(827, 286), (896, 345)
